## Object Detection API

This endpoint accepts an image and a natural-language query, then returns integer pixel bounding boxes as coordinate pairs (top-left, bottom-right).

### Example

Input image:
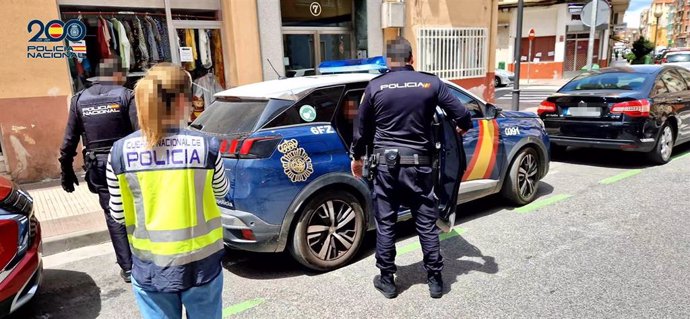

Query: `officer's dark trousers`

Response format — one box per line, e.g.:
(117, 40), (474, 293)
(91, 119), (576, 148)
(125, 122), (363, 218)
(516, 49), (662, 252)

(86, 154), (132, 272)
(373, 164), (443, 274)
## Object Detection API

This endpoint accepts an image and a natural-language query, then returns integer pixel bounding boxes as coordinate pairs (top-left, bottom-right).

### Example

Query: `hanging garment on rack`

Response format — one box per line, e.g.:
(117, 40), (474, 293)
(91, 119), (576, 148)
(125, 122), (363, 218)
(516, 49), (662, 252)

(97, 17), (111, 58)
(133, 17), (149, 68)
(154, 18), (171, 61)
(143, 17), (159, 62)
(184, 29), (198, 71)
(83, 20), (100, 75)
(112, 18), (131, 71)
(210, 30), (225, 88)
(198, 29), (213, 69)
(122, 20), (138, 70)
(193, 73), (224, 109)
(106, 19), (119, 56)
(145, 17), (163, 61)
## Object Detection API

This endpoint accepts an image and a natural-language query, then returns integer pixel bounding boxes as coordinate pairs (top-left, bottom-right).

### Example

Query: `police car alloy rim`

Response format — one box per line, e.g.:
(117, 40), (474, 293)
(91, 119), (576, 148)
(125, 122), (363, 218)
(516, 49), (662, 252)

(306, 200), (358, 261)
(517, 153), (538, 199)
(660, 126), (673, 161)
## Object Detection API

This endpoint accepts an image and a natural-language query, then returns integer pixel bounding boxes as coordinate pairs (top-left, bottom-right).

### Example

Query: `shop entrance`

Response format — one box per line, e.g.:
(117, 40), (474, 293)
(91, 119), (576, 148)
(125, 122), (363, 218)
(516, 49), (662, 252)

(283, 28), (353, 77)
(280, 0), (358, 77)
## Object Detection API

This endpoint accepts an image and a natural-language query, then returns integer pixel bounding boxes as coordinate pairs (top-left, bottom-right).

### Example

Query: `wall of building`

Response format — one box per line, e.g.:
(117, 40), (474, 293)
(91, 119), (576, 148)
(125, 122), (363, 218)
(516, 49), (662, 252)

(395, 0), (498, 101)
(498, 3), (568, 79)
(221, 0), (263, 86)
(0, 0), (73, 182)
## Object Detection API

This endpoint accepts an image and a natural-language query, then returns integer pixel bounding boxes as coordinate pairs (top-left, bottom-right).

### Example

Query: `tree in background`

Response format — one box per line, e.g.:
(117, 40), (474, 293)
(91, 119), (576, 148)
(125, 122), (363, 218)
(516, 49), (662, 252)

(631, 37), (654, 64)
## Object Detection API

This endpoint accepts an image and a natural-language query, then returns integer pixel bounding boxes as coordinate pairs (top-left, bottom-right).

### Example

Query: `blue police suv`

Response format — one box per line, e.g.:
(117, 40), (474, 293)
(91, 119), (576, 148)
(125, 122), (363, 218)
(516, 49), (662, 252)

(191, 58), (550, 271)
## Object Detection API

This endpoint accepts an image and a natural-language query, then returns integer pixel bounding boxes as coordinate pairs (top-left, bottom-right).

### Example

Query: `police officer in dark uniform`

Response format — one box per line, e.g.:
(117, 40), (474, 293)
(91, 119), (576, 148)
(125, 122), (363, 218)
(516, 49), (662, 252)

(59, 57), (137, 282)
(351, 37), (472, 299)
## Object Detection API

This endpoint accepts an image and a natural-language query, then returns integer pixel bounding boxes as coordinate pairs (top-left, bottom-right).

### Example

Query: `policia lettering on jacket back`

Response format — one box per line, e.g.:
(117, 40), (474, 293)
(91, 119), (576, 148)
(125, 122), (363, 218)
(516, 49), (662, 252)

(351, 37), (472, 299)
(58, 57), (137, 282)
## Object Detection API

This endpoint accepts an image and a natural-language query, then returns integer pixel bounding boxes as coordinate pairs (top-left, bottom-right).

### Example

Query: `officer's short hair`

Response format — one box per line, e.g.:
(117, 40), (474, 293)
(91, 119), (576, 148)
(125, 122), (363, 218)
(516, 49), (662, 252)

(96, 57), (124, 76)
(386, 37), (413, 63)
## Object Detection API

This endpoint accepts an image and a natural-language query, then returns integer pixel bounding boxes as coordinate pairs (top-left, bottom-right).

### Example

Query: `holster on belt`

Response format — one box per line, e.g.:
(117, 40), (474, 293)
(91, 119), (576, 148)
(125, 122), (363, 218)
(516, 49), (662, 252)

(362, 148), (379, 181)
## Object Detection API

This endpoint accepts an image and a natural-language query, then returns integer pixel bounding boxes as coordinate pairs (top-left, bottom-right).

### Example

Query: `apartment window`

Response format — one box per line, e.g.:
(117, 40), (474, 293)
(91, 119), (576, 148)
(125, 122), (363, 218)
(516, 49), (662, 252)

(416, 27), (488, 80)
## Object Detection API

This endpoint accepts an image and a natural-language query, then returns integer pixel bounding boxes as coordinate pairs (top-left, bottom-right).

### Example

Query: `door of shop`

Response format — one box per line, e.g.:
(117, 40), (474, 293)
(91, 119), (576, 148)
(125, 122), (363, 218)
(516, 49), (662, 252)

(283, 28), (354, 77)
(565, 35), (600, 73)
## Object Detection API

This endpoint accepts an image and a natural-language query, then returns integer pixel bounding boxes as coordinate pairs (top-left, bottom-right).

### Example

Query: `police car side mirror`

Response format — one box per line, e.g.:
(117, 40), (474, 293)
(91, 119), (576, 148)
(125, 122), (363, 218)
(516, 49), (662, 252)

(485, 103), (501, 119)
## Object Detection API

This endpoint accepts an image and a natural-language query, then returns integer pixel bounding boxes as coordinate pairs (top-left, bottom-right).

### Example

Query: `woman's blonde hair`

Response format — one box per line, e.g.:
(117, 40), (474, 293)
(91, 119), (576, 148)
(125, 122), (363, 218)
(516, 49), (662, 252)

(134, 63), (192, 149)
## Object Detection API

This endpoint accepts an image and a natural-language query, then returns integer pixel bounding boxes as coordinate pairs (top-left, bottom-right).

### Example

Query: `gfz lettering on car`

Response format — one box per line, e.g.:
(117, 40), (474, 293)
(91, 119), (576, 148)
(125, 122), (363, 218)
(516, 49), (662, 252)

(190, 57), (551, 271)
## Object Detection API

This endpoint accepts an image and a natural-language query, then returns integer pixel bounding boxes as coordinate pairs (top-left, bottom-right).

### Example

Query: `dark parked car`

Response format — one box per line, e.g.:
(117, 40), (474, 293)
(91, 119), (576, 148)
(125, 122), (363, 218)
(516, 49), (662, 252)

(0, 177), (42, 317)
(538, 65), (690, 164)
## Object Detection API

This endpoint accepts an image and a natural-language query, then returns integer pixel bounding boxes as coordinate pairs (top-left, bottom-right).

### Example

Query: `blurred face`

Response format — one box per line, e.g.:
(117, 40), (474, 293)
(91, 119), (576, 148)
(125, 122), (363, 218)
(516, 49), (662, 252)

(161, 92), (192, 128)
(345, 100), (357, 120)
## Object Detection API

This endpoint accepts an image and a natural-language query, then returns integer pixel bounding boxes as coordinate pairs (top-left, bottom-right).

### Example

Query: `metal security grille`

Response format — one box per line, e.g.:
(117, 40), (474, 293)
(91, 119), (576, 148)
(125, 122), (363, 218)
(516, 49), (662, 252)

(416, 27), (488, 80)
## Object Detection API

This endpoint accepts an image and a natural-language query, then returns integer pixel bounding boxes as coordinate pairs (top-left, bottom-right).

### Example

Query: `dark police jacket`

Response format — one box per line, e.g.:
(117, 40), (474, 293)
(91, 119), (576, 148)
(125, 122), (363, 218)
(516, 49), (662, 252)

(351, 65), (472, 163)
(59, 83), (138, 167)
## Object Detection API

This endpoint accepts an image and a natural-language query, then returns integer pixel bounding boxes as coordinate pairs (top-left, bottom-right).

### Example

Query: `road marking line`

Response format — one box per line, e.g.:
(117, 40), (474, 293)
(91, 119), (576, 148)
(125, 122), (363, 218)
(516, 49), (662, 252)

(397, 227), (467, 255)
(223, 298), (265, 317)
(515, 194), (572, 214)
(599, 169), (642, 185)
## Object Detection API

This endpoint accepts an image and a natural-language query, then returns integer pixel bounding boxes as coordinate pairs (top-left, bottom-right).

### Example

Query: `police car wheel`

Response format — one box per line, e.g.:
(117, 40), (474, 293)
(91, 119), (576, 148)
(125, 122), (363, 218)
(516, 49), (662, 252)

(494, 77), (502, 87)
(502, 147), (540, 205)
(289, 191), (365, 271)
(647, 123), (674, 165)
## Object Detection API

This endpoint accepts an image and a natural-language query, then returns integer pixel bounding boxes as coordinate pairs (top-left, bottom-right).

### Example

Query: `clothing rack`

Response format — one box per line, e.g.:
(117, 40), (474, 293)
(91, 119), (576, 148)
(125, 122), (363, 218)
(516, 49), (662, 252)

(61, 11), (215, 20)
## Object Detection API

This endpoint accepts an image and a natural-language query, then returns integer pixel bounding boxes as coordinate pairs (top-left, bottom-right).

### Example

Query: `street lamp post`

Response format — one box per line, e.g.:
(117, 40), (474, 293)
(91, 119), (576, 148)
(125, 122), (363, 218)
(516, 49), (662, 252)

(654, 7), (663, 47)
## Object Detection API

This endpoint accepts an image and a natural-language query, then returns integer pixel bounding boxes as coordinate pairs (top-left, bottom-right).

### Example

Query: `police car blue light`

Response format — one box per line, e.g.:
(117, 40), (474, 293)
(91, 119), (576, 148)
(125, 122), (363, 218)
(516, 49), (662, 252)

(191, 70), (550, 271)
(318, 56), (388, 74)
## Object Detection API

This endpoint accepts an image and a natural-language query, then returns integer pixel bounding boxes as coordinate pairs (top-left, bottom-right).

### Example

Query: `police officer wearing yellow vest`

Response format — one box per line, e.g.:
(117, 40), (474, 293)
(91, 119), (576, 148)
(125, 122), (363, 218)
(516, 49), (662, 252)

(106, 64), (229, 319)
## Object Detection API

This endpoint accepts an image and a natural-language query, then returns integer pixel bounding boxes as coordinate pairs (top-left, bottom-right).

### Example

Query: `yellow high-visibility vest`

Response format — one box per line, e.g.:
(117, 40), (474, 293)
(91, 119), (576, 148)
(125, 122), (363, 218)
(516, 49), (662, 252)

(110, 130), (223, 267)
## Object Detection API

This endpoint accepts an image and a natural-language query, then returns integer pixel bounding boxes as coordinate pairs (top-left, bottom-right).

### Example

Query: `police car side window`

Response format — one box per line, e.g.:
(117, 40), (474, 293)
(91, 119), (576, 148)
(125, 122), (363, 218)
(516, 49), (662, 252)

(447, 86), (483, 118)
(266, 86), (345, 128)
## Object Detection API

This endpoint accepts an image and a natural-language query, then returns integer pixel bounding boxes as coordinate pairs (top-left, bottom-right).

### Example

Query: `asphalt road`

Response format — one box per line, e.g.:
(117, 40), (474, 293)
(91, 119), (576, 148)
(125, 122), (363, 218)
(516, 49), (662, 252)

(11, 143), (690, 319)
(493, 86), (559, 113)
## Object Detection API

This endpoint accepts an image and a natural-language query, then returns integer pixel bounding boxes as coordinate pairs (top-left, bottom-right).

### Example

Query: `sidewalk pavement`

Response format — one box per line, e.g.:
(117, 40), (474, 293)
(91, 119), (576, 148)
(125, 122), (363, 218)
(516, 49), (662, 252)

(22, 174), (111, 256)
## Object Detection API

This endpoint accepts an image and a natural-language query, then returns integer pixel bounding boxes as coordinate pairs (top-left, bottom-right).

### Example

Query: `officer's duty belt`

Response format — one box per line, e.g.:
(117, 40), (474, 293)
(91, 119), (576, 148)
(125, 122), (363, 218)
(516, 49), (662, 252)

(377, 154), (431, 165)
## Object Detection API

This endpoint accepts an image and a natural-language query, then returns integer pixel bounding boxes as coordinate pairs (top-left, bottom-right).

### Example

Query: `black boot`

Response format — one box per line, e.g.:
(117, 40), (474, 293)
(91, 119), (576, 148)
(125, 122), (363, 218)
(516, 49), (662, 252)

(373, 273), (398, 299)
(120, 269), (132, 283)
(427, 272), (443, 298)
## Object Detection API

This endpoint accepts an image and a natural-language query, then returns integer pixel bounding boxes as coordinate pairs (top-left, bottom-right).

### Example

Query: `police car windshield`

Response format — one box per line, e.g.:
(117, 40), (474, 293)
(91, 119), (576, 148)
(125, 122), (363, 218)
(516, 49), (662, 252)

(560, 72), (649, 91)
(191, 98), (294, 135)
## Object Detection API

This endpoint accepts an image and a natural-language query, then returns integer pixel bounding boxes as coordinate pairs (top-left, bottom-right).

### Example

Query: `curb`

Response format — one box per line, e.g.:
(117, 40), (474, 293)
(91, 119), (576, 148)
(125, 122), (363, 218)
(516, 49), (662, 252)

(42, 228), (111, 257)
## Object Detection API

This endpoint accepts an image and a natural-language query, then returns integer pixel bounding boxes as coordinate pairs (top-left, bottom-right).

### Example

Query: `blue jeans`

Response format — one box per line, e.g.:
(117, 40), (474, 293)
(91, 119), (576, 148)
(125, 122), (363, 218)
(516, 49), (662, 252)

(132, 272), (223, 319)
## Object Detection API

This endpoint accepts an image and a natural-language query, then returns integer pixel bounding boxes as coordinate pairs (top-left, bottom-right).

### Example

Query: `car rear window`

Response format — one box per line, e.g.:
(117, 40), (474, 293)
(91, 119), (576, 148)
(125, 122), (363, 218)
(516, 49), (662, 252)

(560, 72), (648, 91)
(191, 99), (294, 135)
(667, 53), (690, 63)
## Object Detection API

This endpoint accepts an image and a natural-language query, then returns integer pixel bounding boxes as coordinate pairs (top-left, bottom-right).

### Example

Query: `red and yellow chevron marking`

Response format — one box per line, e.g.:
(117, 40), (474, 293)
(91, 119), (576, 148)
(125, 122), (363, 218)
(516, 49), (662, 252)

(48, 23), (63, 38)
(462, 119), (500, 181)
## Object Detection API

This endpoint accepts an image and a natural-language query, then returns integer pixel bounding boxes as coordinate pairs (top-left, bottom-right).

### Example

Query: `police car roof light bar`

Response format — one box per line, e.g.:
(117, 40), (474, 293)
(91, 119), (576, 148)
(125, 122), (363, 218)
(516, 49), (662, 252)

(318, 56), (388, 74)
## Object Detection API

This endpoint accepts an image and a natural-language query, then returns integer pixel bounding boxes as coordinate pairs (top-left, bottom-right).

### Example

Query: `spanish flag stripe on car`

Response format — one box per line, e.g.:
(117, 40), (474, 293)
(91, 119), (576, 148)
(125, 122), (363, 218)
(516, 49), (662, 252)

(463, 120), (499, 181)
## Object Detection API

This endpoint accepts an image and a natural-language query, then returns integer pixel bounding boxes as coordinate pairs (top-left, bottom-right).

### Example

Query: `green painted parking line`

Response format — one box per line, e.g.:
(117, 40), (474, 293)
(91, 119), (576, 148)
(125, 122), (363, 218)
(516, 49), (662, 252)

(397, 227), (467, 255)
(515, 194), (572, 214)
(672, 151), (690, 162)
(223, 298), (265, 318)
(599, 169), (642, 185)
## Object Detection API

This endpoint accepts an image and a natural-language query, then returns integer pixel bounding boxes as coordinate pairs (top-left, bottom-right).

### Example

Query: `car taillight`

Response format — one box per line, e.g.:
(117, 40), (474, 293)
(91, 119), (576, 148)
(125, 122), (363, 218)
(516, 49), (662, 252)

(610, 99), (650, 117)
(662, 58), (668, 63)
(220, 137), (281, 159)
(0, 178), (11, 201)
(0, 219), (19, 269)
(537, 100), (557, 115)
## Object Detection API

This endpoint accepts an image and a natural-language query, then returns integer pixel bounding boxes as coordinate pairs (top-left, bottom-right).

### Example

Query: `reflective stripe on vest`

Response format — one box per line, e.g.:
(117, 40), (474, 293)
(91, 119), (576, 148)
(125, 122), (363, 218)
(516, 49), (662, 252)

(122, 168), (222, 267)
